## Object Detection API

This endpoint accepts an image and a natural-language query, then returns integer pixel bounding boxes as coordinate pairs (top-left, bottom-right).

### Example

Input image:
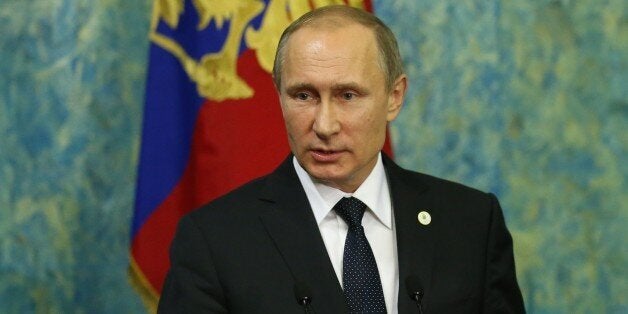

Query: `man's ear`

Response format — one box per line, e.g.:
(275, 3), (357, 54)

(386, 74), (407, 122)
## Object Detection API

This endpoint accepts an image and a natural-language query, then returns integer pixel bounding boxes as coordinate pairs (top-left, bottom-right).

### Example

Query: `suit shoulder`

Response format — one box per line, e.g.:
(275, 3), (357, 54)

(395, 160), (487, 190)
(391, 164), (496, 209)
(418, 171), (488, 196)
(384, 154), (491, 198)
(187, 174), (270, 222)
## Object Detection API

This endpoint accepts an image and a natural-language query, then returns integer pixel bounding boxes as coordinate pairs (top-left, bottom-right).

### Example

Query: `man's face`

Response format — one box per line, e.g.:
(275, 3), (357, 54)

(278, 23), (406, 192)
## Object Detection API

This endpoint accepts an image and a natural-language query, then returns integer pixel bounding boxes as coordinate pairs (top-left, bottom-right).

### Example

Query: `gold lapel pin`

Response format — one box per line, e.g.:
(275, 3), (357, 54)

(417, 211), (431, 225)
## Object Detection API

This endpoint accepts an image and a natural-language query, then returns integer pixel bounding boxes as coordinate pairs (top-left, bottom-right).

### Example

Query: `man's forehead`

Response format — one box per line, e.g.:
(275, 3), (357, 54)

(290, 20), (373, 42)
(286, 24), (376, 58)
(300, 14), (360, 30)
(283, 27), (378, 73)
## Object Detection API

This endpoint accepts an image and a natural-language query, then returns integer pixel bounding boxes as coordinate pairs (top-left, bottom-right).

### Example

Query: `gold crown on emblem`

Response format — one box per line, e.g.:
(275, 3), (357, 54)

(149, 0), (367, 102)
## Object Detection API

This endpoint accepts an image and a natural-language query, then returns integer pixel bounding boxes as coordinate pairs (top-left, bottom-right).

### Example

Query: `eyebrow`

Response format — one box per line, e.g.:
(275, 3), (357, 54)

(283, 82), (367, 95)
(284, 83), (315, 95)
(331, 83), (367, 94)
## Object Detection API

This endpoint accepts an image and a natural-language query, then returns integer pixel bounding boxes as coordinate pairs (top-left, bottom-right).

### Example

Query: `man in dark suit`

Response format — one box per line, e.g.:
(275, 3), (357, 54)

(158, 5), (525, 314)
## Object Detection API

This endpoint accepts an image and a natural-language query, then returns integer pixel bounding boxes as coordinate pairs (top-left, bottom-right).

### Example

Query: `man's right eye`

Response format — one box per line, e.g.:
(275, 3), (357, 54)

(295, 92), (310, 100)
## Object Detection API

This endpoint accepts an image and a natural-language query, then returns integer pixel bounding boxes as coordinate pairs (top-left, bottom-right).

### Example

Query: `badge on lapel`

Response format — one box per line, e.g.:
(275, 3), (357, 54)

(417, 211), (431, 226)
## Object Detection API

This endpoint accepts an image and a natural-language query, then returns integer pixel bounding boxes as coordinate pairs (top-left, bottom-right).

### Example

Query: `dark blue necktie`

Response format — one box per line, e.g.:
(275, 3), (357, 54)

(334, 197), (386, 313)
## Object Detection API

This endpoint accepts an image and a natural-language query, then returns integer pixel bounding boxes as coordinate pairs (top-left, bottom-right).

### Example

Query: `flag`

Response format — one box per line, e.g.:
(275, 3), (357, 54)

(129, 0), (390, 310)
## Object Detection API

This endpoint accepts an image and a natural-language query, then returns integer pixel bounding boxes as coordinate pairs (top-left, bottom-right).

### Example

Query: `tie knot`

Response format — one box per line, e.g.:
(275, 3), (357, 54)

(333, 197), (367, 228)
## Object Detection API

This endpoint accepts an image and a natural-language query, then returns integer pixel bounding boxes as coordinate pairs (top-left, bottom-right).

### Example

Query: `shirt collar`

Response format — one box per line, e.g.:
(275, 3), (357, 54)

(293, 153), (392, 229)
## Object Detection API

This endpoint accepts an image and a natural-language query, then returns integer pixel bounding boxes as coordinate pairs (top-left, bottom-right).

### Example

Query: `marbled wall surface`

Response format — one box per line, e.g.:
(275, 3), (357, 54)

(379, 1), (627, 313)
(0, 0), (625, 313)
(0, 0), (149, 312)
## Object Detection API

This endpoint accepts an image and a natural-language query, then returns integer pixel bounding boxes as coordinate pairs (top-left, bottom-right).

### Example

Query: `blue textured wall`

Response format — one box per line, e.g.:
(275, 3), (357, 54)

(0, 0), (149, 312)
(0, 0), (626, 313)
(378, 1), (627, 313)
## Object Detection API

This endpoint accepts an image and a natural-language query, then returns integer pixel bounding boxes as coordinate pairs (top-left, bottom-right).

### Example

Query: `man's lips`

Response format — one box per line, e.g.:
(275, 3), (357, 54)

(309, 149), (344, 162)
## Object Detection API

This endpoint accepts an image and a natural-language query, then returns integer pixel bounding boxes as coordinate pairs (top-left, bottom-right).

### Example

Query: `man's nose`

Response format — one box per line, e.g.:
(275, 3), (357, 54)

(312, 99), (340, 139)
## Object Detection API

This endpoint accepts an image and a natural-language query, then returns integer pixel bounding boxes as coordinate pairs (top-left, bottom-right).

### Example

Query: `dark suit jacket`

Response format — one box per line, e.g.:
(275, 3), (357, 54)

(158, 154), (525, 313)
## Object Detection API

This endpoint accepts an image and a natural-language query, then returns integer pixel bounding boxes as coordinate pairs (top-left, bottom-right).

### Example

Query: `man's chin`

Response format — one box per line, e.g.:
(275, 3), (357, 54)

(303, 163), (344, 182)
(303, 165), (352, 189)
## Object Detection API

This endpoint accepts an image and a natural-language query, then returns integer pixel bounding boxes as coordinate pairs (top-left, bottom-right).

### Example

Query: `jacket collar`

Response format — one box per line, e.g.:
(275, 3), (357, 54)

(258, 156), (348, 313)
(258, 154), (435, 313)
(382, 154), (435, 312)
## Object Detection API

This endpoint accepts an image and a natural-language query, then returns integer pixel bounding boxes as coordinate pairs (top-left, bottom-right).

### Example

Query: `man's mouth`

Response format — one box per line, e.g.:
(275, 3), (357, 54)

(310, 149), (343, 162)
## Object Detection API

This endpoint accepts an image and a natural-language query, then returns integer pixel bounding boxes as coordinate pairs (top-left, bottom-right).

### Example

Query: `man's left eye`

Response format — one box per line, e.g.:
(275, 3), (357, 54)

(341, 92), (356, 100)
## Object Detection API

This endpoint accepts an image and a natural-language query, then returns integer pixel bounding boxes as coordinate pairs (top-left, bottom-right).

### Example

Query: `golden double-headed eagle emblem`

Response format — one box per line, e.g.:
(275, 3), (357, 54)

(150, 0), (368, 102)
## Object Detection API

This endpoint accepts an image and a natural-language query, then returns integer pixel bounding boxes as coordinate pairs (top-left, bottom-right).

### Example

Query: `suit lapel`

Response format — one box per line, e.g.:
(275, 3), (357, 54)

(257, 155), (437, 313)
(257, 157), (347, 313)
(383, 155), (436, 313)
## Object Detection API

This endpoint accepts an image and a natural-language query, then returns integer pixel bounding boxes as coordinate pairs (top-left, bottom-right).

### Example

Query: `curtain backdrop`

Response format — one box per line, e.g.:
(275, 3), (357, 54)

(0, 0), (625, 313)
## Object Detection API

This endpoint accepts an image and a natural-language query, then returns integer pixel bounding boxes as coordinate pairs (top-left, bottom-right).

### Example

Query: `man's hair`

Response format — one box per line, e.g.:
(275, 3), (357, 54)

(272, 5), (404, 92)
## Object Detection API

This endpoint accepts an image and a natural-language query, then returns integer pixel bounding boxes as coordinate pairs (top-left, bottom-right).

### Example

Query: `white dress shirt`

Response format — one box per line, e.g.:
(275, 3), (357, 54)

(293, 153), (399, 314)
